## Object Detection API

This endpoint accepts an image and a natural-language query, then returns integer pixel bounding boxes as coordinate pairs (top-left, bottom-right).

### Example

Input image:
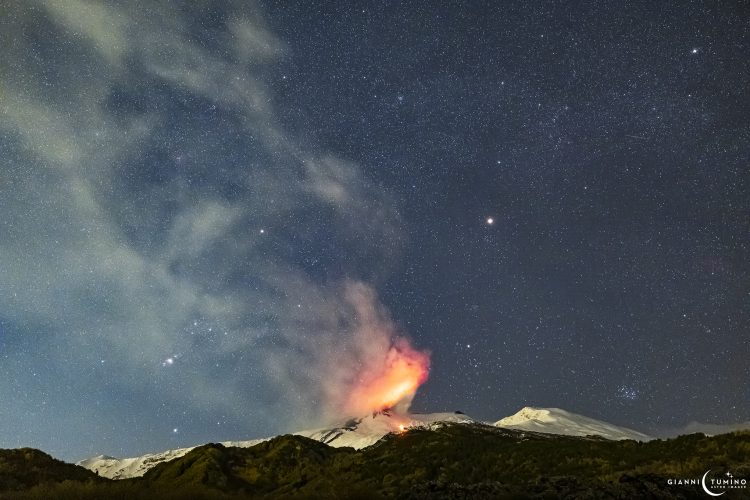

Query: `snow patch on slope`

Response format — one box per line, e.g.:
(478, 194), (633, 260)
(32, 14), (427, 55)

(77, 439), (266, 480)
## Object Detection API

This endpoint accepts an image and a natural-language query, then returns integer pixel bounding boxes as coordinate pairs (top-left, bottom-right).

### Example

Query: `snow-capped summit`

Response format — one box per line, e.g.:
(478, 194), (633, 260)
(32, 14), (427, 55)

(494, 407), (652, 441)
(297, 409), (476, 449)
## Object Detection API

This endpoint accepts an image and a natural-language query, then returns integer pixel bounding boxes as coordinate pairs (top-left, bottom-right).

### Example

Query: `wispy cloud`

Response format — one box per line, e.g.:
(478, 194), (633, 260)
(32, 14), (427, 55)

(0, 0), (412, 459)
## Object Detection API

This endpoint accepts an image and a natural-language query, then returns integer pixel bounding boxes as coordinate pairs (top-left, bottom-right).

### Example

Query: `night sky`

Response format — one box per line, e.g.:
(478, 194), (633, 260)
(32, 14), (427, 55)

(1, 1), (748, 462)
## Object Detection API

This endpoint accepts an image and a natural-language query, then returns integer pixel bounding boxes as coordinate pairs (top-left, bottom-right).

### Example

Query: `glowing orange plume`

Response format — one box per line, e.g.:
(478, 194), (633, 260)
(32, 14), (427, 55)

(345, 337), (430, 415)
(320, 282), (431, 419)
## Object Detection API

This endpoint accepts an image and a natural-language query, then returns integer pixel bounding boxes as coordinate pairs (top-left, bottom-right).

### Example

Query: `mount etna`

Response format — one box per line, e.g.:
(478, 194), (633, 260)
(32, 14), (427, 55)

(1, 407), (748, 499)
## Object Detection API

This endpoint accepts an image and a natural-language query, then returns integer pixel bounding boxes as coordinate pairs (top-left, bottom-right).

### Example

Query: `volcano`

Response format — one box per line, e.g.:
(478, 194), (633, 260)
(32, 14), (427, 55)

(78, 406), (652, 479)
(298, 408), (477, 448)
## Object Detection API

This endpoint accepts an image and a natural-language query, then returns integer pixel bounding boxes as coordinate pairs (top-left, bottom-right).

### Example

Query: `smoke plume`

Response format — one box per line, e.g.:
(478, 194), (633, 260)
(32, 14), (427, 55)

(0, 0), (427, 458)
(323, 283), (430, 417)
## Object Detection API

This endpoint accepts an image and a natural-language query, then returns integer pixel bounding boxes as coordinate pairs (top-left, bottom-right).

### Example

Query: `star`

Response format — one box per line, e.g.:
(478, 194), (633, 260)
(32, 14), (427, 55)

(691, 48), (699, 54)
(486, 217), (494, 225)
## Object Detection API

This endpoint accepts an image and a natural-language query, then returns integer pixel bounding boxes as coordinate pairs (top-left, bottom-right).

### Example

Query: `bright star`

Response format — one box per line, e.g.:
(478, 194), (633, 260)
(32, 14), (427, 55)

(691, 48), (698, 54)
(486, 217), (494, 225)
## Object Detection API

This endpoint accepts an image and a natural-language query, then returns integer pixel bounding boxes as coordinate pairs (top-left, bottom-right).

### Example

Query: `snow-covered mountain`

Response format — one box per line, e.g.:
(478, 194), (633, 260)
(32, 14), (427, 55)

(77, 410), (475, 479)
(76, 437), (268, 480)
(78, 407), (650, 479)
(494, 407), (652, 441)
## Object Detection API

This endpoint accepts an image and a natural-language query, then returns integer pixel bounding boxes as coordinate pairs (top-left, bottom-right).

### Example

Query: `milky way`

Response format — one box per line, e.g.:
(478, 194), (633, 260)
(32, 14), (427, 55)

(0, 1), (747, 461)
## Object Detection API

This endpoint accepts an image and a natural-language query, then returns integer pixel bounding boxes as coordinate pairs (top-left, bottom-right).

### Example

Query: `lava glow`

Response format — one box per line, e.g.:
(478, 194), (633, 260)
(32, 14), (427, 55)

(345, 338), (430, 415)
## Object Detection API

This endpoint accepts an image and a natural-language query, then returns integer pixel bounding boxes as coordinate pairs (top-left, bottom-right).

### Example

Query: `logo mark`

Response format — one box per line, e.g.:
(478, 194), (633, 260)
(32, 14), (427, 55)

(702, 470), (725, 497)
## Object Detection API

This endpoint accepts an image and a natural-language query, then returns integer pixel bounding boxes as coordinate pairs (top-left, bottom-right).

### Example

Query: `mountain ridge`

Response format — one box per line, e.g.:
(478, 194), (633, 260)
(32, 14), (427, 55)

(77, 406), (652, 479)
(3, 424), (750, 498)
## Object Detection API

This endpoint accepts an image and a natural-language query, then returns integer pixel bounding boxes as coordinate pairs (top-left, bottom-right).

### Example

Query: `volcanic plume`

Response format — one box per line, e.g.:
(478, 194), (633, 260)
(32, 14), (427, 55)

(322, 282), (431, 418)
(345, 337), (430, 415)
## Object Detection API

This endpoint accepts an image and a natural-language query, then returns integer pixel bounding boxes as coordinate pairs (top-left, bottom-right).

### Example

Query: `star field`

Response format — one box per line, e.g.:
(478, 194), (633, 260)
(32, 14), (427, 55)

(0, 1), (748, 461)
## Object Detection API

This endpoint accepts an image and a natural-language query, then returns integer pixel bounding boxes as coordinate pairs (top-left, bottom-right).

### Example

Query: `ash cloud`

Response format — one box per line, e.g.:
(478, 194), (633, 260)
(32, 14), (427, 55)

(0, 1), (414, 459)
(272, 281), (430, 424)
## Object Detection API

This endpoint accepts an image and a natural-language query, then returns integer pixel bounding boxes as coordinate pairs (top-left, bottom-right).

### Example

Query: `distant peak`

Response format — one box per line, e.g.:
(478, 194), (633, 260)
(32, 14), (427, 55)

(496, 406), (651, 441)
